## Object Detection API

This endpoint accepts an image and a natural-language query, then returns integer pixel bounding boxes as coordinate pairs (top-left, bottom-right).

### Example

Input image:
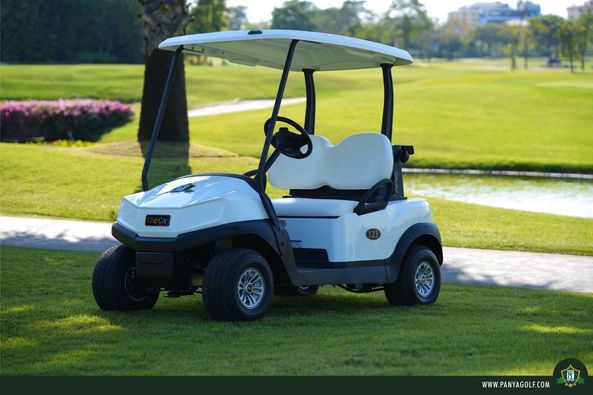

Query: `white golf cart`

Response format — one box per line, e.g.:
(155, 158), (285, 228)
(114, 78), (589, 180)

(92, 30), (443, 321)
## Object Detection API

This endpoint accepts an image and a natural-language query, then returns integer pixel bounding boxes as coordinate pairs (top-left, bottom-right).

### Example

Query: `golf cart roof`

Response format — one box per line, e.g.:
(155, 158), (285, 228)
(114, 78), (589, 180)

(159, 29), (413, 71)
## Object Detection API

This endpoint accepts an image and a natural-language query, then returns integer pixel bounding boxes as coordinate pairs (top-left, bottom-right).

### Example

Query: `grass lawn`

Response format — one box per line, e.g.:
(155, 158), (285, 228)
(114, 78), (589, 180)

(2, 60), (593, 172)
(1, 59), (592, 255)
(1, 246), (591, 375)
(0, 64), (306, 107)
(1, 143), (592, 256)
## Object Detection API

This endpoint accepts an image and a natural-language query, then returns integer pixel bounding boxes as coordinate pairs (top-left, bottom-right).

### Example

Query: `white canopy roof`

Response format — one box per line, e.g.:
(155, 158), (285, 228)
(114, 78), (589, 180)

(159, 29), (413, 71)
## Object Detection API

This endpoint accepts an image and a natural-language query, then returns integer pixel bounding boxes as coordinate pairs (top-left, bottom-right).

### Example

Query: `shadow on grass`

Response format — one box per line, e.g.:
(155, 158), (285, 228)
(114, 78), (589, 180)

(0, 231), (115, 252)
(139, 141), (192, 190)
(2, 246), (592, 375)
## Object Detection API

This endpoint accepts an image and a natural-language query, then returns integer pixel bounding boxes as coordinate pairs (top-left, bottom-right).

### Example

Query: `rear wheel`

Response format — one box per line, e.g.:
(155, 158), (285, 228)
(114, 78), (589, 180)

(384, 245), (441, 306)
(275, 284), (319, 296)
(92, 245), (159, 311)
(202, 248), (273, 321)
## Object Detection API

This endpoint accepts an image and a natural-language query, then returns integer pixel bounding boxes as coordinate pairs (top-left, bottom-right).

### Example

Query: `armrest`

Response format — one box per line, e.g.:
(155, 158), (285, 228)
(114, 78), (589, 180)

(354, 178), (394, 215)
(393, 145), (414, 163)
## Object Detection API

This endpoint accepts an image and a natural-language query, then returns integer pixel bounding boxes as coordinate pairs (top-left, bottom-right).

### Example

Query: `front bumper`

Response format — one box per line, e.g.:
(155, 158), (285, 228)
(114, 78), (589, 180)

(111, 219), (279, 252)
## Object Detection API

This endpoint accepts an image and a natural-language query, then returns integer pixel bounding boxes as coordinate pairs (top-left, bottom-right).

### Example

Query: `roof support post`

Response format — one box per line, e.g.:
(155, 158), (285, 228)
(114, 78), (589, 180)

(141, 46), (184, 191)
(380, 63), (394, 141)
(303, 68), (316, 134)
(256, 39), (299, 228)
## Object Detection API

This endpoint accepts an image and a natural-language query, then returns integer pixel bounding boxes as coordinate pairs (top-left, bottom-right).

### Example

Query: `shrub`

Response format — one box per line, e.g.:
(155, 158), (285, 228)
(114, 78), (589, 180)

(0, 99), (133, 142)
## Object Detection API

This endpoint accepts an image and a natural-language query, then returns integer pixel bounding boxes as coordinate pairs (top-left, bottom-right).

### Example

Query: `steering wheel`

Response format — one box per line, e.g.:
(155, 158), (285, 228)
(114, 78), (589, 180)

(263, 116), (313, 159)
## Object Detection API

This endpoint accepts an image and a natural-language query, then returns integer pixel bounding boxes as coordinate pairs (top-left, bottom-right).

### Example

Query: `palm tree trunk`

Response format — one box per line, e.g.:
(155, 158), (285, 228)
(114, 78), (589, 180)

(137, 0), (191, 142)
(138, 50), (189, 142)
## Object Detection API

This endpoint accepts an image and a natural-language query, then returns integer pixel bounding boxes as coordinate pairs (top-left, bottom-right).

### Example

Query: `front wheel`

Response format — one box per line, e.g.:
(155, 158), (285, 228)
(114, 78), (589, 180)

(92, 245), (159, 311)
(202, 248), (273, 321)
(384, 245), (441, 306)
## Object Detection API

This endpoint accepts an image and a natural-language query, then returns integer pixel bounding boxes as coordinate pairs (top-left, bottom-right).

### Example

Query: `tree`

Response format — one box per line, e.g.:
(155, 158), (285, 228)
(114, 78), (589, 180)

(577, 11), (593, 70)
(521, 24), (531, 69)
(187, 0), (227, 34)
(137, 0), (191, 143)
(438, 25), (463, 60)
(558, 20), (582, 73)
(271, 1), (316, 31)
(529, 15), (564, 64)
(0, 0), (143, 64)
(517, 0), (529, 68)
(309, 1), (365, 36)
(228, 6), (248, 30)
(385, 0), (432, 50)
(500, 25), (520, 70)
(472, 24), (505, 57)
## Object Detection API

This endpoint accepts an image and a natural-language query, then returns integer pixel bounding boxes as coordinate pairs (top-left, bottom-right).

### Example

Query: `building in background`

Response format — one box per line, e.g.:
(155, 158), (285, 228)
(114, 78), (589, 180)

(448, 1), (541, 26)
(567, 0), (593, 19)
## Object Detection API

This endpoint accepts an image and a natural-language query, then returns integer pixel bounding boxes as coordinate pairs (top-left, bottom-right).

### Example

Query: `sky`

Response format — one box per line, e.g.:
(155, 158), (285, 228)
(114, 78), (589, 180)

(226, 0), (577, 24)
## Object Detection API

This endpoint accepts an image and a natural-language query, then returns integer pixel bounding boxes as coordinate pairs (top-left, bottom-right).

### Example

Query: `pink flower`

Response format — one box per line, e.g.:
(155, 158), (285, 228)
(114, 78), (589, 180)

(1, 99), (134, 142)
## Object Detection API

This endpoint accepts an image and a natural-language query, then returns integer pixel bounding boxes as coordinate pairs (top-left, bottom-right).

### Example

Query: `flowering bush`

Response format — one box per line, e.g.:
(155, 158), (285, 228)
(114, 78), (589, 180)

(0, 99), (133, 142)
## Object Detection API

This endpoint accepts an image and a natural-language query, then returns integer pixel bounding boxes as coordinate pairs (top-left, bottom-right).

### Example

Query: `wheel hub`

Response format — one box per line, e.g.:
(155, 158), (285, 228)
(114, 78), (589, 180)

(414, 262), (434, 298)
(124, 267), (151, 302)
(237, 268), (265, 310)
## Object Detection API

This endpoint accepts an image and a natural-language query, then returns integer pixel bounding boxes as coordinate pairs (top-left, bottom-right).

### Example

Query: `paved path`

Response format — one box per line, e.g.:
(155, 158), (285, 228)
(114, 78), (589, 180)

(188, 97), (306, 117)
(1, 215), (592, 293)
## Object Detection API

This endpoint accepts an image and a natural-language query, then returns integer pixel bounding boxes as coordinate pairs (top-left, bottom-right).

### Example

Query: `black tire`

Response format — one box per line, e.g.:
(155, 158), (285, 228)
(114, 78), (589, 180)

(275, 284), (320, 296)
(202, 248), (273, 321)
(384, 245), (441, 306)
(92, 245), (159, 311)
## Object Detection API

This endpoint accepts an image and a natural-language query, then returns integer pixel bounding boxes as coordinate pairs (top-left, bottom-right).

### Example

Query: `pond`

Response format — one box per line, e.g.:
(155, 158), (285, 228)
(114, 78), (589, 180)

(406, 174), (593, 218)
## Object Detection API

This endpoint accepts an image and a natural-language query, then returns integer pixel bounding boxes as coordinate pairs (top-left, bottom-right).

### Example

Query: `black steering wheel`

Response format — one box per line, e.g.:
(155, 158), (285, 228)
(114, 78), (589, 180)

(263, 116), (313, 159)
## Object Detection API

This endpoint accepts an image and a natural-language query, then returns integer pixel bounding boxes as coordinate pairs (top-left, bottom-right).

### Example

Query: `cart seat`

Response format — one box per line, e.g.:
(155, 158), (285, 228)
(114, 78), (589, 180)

(272, 198), (357, 217)
(269, 133), (393, 217)
(269, 133), (393, 190)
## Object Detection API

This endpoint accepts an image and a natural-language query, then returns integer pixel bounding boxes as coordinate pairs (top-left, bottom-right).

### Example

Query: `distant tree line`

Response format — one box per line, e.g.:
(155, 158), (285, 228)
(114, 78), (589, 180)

(0, 0), (247, 64)
(268, 0), (593, 70)
(1, 0), (592, 71)
(0, 0), (145, 63)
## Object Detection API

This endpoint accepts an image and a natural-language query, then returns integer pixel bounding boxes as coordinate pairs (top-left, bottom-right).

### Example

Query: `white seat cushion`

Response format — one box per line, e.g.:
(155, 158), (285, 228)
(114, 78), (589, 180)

(272, 198), (357, 217)
(269, 133), (393, 190)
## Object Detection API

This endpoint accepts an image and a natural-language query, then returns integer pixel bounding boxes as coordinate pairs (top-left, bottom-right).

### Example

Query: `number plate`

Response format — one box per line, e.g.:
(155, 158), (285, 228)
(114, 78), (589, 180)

(366, 228), (381, 240)
(145, 215), (171, 227)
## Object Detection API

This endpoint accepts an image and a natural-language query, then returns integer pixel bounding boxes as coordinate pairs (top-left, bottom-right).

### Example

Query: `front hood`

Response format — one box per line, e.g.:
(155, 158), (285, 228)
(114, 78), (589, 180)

(124, 175), (257, 209)
(117, 175), (267, 238)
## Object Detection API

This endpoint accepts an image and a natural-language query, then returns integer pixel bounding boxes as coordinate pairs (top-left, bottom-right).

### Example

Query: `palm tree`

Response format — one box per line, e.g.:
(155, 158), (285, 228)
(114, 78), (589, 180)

(137, 0), (191, 143)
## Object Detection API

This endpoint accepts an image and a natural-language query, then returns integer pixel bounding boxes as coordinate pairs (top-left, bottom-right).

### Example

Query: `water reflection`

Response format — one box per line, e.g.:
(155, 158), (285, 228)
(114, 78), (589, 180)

(407, 174), (593, 218)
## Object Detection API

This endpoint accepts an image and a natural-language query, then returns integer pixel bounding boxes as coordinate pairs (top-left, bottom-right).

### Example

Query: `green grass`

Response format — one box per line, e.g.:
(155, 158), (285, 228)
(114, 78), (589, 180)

(182, 65), (593, 173)
(1, 143), (592, 256)
(1, 60), (592, 255)
(1, 246), (591, 375)
(2, 60), (593, 172)
(0, 64), (306, 107)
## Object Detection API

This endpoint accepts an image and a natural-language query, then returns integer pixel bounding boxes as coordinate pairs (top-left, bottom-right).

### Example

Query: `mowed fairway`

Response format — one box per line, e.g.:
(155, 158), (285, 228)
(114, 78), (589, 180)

(1, 246), (592, 375)
(2, 60), (593, 172)
(1, 60), (593, 256)
(1, 143), (592, 255)
(1, 61), (593, 377)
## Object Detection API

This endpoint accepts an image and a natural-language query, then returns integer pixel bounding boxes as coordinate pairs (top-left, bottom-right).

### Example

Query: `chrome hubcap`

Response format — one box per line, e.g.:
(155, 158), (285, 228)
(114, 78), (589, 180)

(415, 262), (434, 297)
(237, 268), (265, 309)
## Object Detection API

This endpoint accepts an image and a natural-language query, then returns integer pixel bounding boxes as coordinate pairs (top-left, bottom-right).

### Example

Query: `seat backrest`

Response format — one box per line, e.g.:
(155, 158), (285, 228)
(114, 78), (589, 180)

(269, 133), (393, 190)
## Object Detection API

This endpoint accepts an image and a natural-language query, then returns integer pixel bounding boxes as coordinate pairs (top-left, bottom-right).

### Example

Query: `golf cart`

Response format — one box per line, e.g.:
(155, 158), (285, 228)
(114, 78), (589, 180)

(92, 30), (443, 321)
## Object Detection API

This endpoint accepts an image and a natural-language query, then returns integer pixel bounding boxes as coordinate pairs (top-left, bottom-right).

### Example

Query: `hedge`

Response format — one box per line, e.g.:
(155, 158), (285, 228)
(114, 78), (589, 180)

(0, 99), (133, 142)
